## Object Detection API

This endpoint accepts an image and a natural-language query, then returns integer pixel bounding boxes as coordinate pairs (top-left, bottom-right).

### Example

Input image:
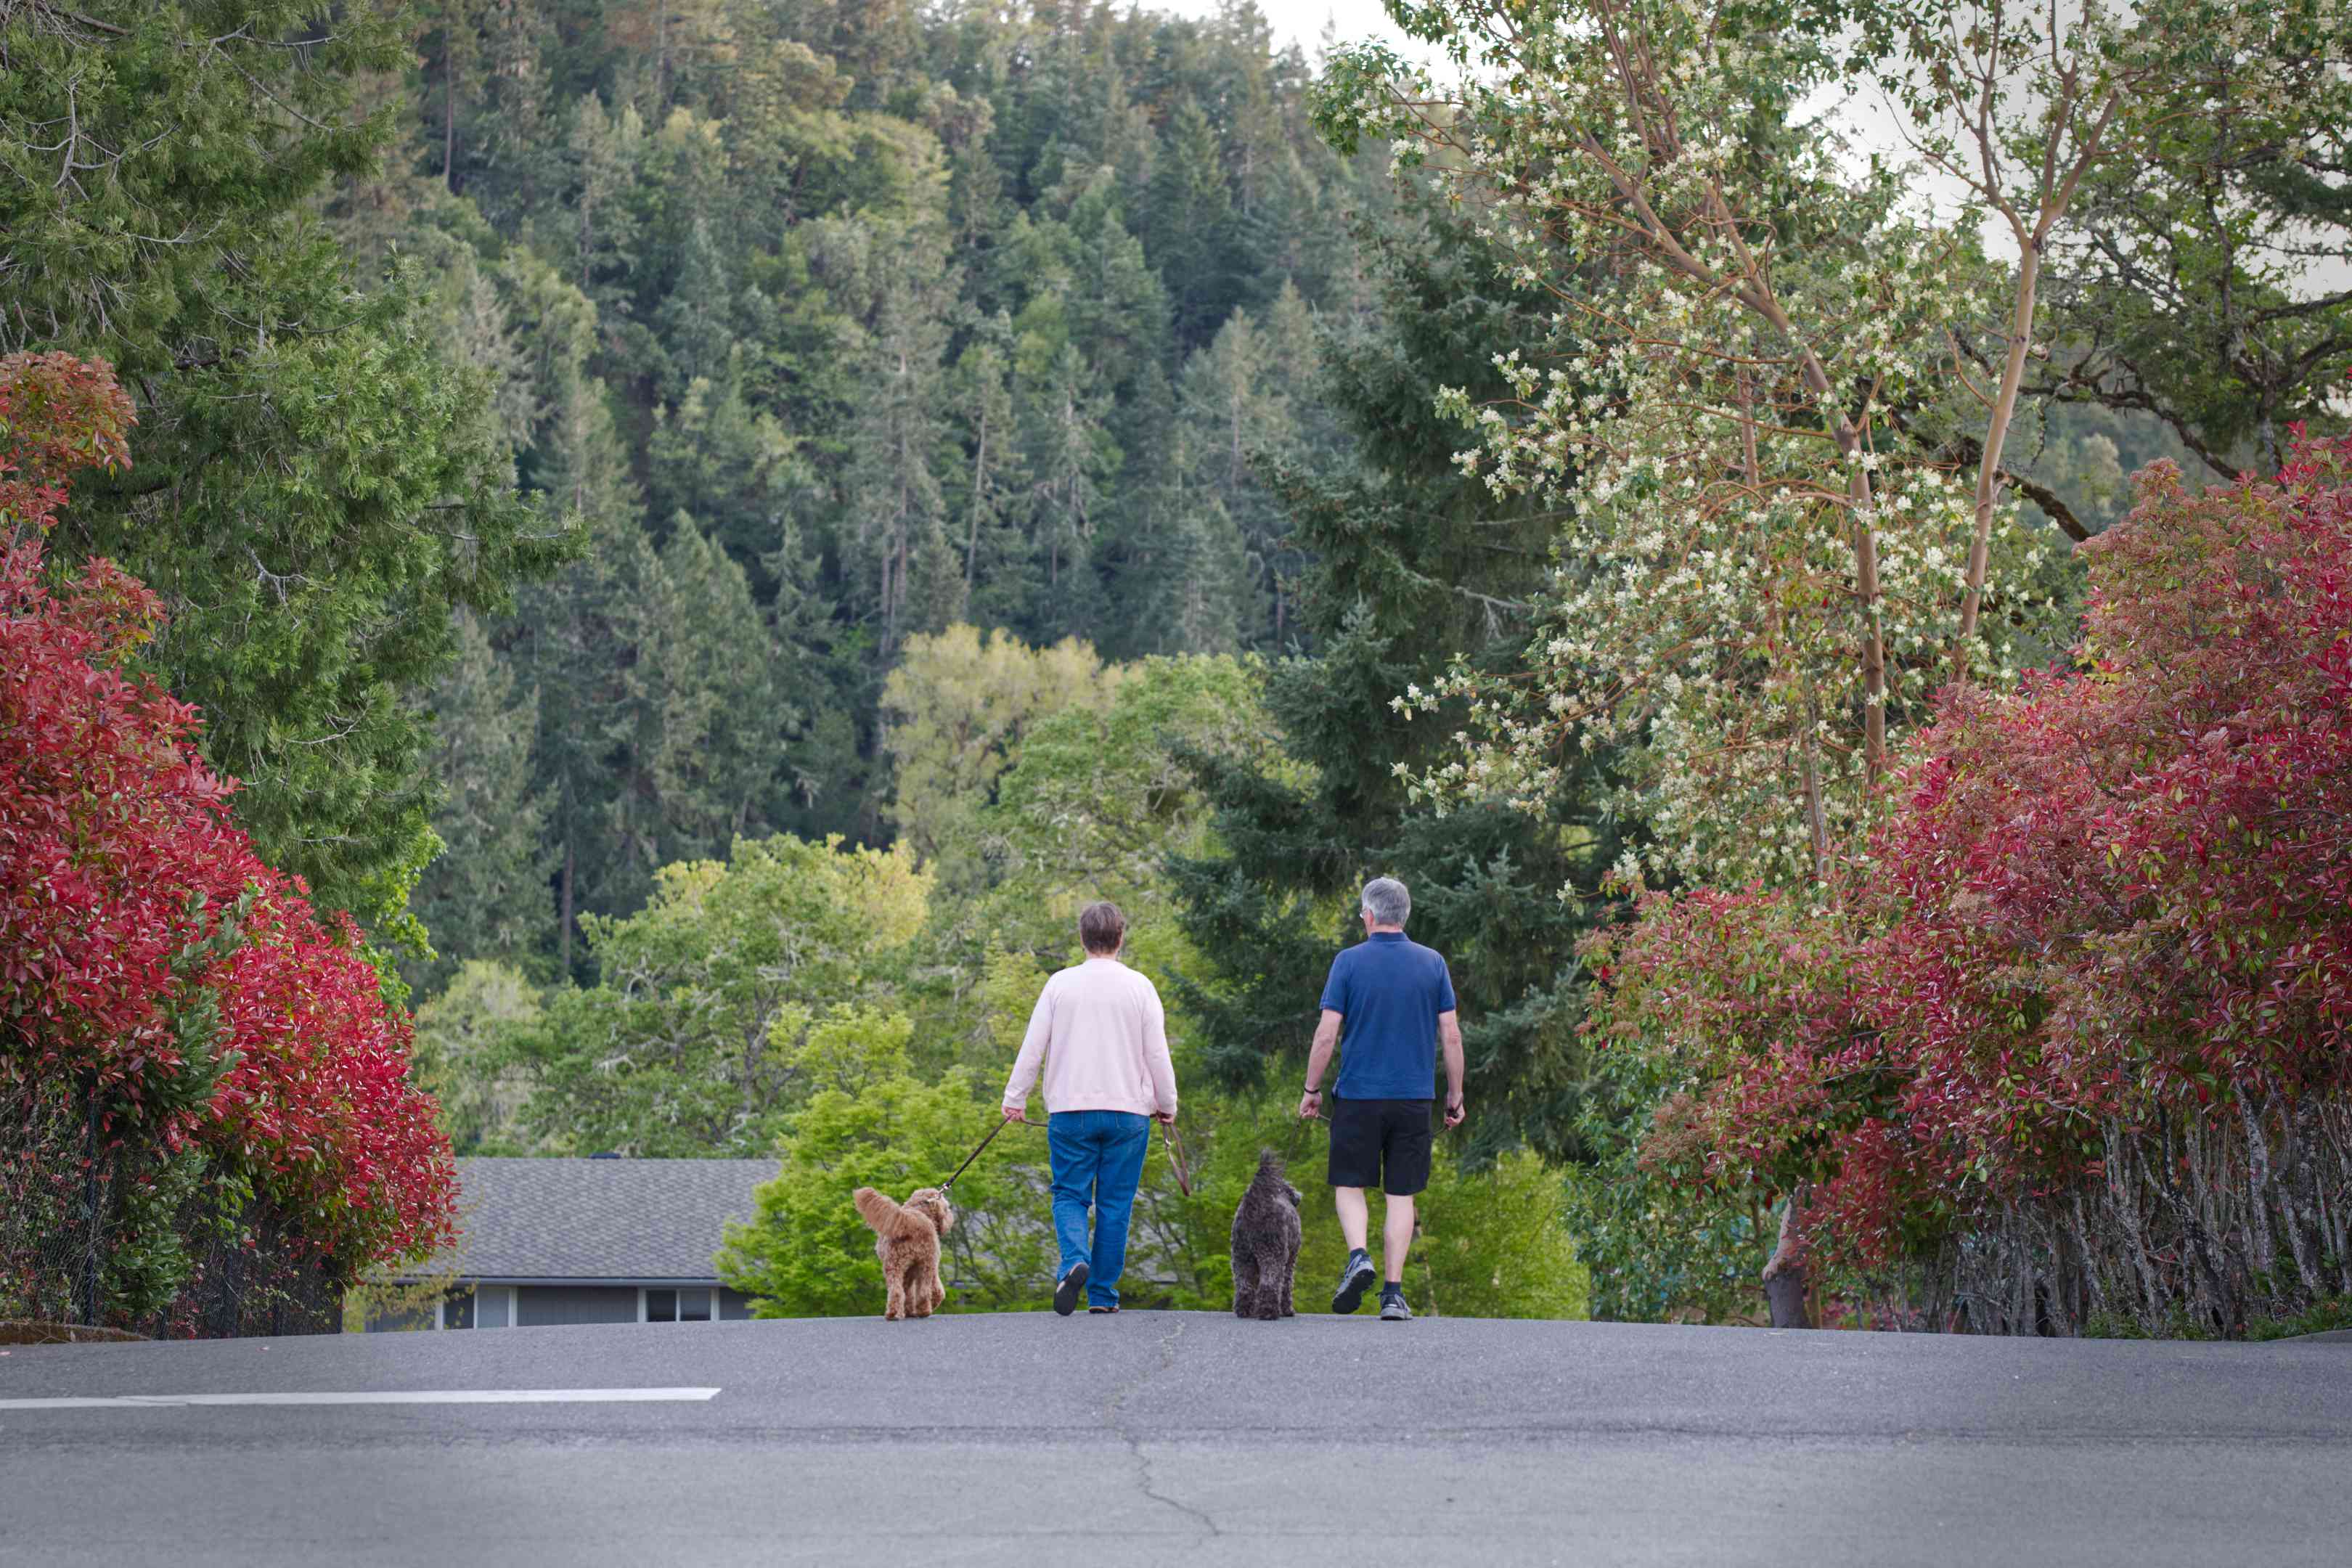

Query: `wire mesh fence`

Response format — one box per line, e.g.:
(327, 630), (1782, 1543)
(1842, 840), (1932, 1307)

(0, 1074), (342, 1339)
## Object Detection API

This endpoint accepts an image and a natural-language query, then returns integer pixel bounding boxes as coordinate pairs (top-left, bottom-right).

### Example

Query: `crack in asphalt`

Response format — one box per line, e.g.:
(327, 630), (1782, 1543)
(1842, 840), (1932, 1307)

(1103, 1316), (1222, 1540)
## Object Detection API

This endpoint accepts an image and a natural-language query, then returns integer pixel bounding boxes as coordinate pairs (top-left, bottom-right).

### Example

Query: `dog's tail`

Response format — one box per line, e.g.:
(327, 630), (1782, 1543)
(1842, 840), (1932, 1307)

(853, 1186), (932, 1241)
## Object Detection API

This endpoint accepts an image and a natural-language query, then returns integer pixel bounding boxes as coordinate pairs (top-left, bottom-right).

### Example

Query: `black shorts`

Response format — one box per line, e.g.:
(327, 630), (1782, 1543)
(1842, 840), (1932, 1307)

(1326, 1095), (1434, 1196)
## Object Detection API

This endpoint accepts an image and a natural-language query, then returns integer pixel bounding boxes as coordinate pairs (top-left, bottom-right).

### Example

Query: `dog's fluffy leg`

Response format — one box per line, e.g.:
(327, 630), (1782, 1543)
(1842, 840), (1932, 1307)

(1233, 1252), (1259, 1318)
(1252, 1249), (1287, 1320)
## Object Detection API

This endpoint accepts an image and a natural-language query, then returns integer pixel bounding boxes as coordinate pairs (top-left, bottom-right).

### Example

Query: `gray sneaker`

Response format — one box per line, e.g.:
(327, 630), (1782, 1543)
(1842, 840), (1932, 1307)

(1379, 1289), (1412, 1322)
(1331, 1249), (1376, 1315)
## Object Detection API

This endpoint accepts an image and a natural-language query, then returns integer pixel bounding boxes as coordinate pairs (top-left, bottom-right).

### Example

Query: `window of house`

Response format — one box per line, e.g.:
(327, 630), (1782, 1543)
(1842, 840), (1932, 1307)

(475, 1285), (513, 1328)
(641, 1287), (714, 1323)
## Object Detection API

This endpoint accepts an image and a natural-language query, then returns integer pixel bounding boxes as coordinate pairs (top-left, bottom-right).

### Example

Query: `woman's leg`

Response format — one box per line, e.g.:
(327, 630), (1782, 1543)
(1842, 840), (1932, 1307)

(1085, 1114), (1153, 1308)
(1046, 1113), (1101, 1284)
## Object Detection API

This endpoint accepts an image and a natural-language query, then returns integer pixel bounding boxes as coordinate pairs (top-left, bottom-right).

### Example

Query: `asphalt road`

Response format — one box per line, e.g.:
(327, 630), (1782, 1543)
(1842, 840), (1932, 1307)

(2, 1311), (2346, 1567)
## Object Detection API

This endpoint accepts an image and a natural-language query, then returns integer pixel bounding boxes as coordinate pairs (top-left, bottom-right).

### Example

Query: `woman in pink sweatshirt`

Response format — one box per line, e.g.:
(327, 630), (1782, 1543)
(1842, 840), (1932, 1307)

(1000, 901), (1179, 1315)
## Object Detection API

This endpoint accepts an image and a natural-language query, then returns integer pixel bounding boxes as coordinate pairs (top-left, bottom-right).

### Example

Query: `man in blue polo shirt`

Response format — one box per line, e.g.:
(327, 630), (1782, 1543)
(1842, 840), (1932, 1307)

(1298, 876), (1465, 1321)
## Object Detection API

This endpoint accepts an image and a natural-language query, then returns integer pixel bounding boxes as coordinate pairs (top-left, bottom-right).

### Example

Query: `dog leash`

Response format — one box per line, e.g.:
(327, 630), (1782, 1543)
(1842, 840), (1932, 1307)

(945, 1112), (1196, 1198)
(1161, 1118), (1194, 1196)
(938, 1115), (1019, 1198)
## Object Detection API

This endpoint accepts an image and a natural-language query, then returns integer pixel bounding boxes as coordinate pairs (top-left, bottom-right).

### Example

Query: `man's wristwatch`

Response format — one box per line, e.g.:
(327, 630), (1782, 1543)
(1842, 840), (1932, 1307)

(1302, 1085), (1322, 1096)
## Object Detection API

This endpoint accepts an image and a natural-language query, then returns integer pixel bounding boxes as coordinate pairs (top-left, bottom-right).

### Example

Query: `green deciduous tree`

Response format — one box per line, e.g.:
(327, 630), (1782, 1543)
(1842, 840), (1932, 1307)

(409, 959), (548, 1155)
(2031, 0), (2352, 475)
(714, 1008), (1055, 1315)
(513, 834), (929, 1155)
(879, 624), (1123, 877)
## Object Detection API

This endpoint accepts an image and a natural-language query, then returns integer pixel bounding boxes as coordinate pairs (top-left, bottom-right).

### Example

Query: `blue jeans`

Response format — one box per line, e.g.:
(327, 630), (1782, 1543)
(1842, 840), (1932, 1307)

(1047, 1110), (1152, 1309)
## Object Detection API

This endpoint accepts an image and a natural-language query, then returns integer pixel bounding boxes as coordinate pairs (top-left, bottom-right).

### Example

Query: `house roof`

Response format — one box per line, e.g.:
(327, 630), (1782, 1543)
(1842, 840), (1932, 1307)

(421, 1158), (777, 1284)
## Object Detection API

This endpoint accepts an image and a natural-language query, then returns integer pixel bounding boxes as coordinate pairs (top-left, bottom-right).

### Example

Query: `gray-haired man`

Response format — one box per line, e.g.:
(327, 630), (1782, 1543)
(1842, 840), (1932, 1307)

(1298, 876), (1465, 1321)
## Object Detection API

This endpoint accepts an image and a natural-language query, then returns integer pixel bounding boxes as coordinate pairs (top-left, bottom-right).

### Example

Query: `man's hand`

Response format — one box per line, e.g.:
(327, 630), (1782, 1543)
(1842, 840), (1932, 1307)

(1444, 1095), (1466, 1130)
(1002, 1105), (1025, 1123)
(1298, 1087), (1323, 1121)
(1156, 1108), (1177, 1126)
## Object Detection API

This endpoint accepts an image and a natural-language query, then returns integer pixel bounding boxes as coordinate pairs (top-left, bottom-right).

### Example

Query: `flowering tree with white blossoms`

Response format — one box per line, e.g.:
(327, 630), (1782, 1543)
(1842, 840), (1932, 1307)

(1315, 0), (2306, 1327)
(1312, 0), (2186, 889)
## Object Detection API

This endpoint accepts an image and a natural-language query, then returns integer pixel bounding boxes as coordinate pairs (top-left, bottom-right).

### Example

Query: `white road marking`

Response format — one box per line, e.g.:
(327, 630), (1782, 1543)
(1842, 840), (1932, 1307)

(0, 1387), (721, 1410)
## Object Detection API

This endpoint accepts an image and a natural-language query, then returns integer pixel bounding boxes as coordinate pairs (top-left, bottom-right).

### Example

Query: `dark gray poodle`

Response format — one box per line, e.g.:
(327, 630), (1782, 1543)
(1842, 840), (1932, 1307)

(1230, 1150), (1303, 1320)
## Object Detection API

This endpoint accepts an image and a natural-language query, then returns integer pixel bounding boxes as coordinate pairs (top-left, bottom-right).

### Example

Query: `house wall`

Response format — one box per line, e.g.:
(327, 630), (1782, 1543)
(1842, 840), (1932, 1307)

(515, 1286), (640, 1327)
(365, 1283), (763, 1329)
(366, 1304), (436, 1332)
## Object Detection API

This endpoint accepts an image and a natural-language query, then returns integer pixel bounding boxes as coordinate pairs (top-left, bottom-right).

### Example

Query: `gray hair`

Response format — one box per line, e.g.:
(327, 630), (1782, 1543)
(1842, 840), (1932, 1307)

(1360, 876), (1411, 928)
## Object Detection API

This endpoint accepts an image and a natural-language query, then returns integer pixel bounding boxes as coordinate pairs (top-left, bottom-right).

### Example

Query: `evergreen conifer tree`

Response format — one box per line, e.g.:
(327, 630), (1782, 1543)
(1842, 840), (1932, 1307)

(1169, 195), (1620, 1160)
(409, 613), (556, 992)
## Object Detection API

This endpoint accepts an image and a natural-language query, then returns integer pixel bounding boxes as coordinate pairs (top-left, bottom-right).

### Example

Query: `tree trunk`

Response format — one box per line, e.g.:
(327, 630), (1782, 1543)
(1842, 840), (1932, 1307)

(559, 834), (576, 972)
(1951, 86), (2121, 685)
(1846, 465), (1888, 775)
(1951, 241), (2042, 685)
(965, 416), (987, 587)
(1762, 1183), (1813, 1329)
(1800, 722), (1829, 884)
(78, 1076), (102, 1327)
(2239, 1088), (2277, 1286)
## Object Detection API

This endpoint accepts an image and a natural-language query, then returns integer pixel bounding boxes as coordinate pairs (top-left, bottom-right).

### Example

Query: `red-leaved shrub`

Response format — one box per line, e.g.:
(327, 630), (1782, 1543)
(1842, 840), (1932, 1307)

(1588, 431), (2352, 1334)
(1, 354), (455, 1328)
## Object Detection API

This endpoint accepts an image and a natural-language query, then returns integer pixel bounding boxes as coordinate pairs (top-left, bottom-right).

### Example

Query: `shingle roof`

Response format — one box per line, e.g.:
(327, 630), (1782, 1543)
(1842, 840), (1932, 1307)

(421, 1158), (777, 1283)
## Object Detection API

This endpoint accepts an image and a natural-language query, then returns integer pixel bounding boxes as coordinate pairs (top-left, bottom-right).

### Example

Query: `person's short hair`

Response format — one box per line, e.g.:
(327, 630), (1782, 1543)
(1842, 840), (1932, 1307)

(1360, 877), (1410, 928)
(1078, 900), (1127, 954)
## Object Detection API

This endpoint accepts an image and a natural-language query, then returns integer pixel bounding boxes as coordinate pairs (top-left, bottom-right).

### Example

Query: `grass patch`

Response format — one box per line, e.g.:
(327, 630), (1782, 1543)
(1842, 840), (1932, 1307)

(0, 1319), (148, 1346)
(2246, 1296), (2352, 1342)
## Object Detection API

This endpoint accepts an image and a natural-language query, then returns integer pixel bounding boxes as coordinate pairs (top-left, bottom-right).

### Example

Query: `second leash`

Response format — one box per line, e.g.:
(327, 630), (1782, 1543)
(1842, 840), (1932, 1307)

(1160, 1116), (1194, 1196)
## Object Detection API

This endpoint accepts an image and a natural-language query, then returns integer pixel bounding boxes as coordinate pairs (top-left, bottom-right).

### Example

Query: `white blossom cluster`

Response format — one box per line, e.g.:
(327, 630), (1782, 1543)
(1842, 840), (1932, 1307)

(1328, 0), (2054, 889)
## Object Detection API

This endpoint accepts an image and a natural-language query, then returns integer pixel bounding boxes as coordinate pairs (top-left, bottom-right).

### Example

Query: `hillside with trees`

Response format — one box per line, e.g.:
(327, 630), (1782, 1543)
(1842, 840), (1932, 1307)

(367, 0), (1387, 979)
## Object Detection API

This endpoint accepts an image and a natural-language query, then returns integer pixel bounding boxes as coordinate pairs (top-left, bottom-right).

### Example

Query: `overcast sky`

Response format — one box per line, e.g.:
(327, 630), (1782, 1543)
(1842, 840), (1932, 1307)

(1157, 0), (1429, 60)
(1161, 0), (2343, 295)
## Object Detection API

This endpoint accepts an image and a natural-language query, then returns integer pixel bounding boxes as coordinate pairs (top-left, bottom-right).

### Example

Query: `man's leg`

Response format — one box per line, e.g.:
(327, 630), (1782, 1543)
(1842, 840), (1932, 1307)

(1331, 1185), (1377, 1313)
(1381, 1193), (1416, 1284)
(1376, 1102), (1434, 1321)
(1045, 1113), (1098, 1314)
(1333, 1185), (1371, 1252)
(1084, 1114), (1151, 1309)
(1326, 1095), (1380, 1313)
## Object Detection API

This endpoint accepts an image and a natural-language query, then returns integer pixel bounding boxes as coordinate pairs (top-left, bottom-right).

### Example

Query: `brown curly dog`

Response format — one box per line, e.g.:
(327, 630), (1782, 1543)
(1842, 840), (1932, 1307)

(853, 1186), (955, 1320)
